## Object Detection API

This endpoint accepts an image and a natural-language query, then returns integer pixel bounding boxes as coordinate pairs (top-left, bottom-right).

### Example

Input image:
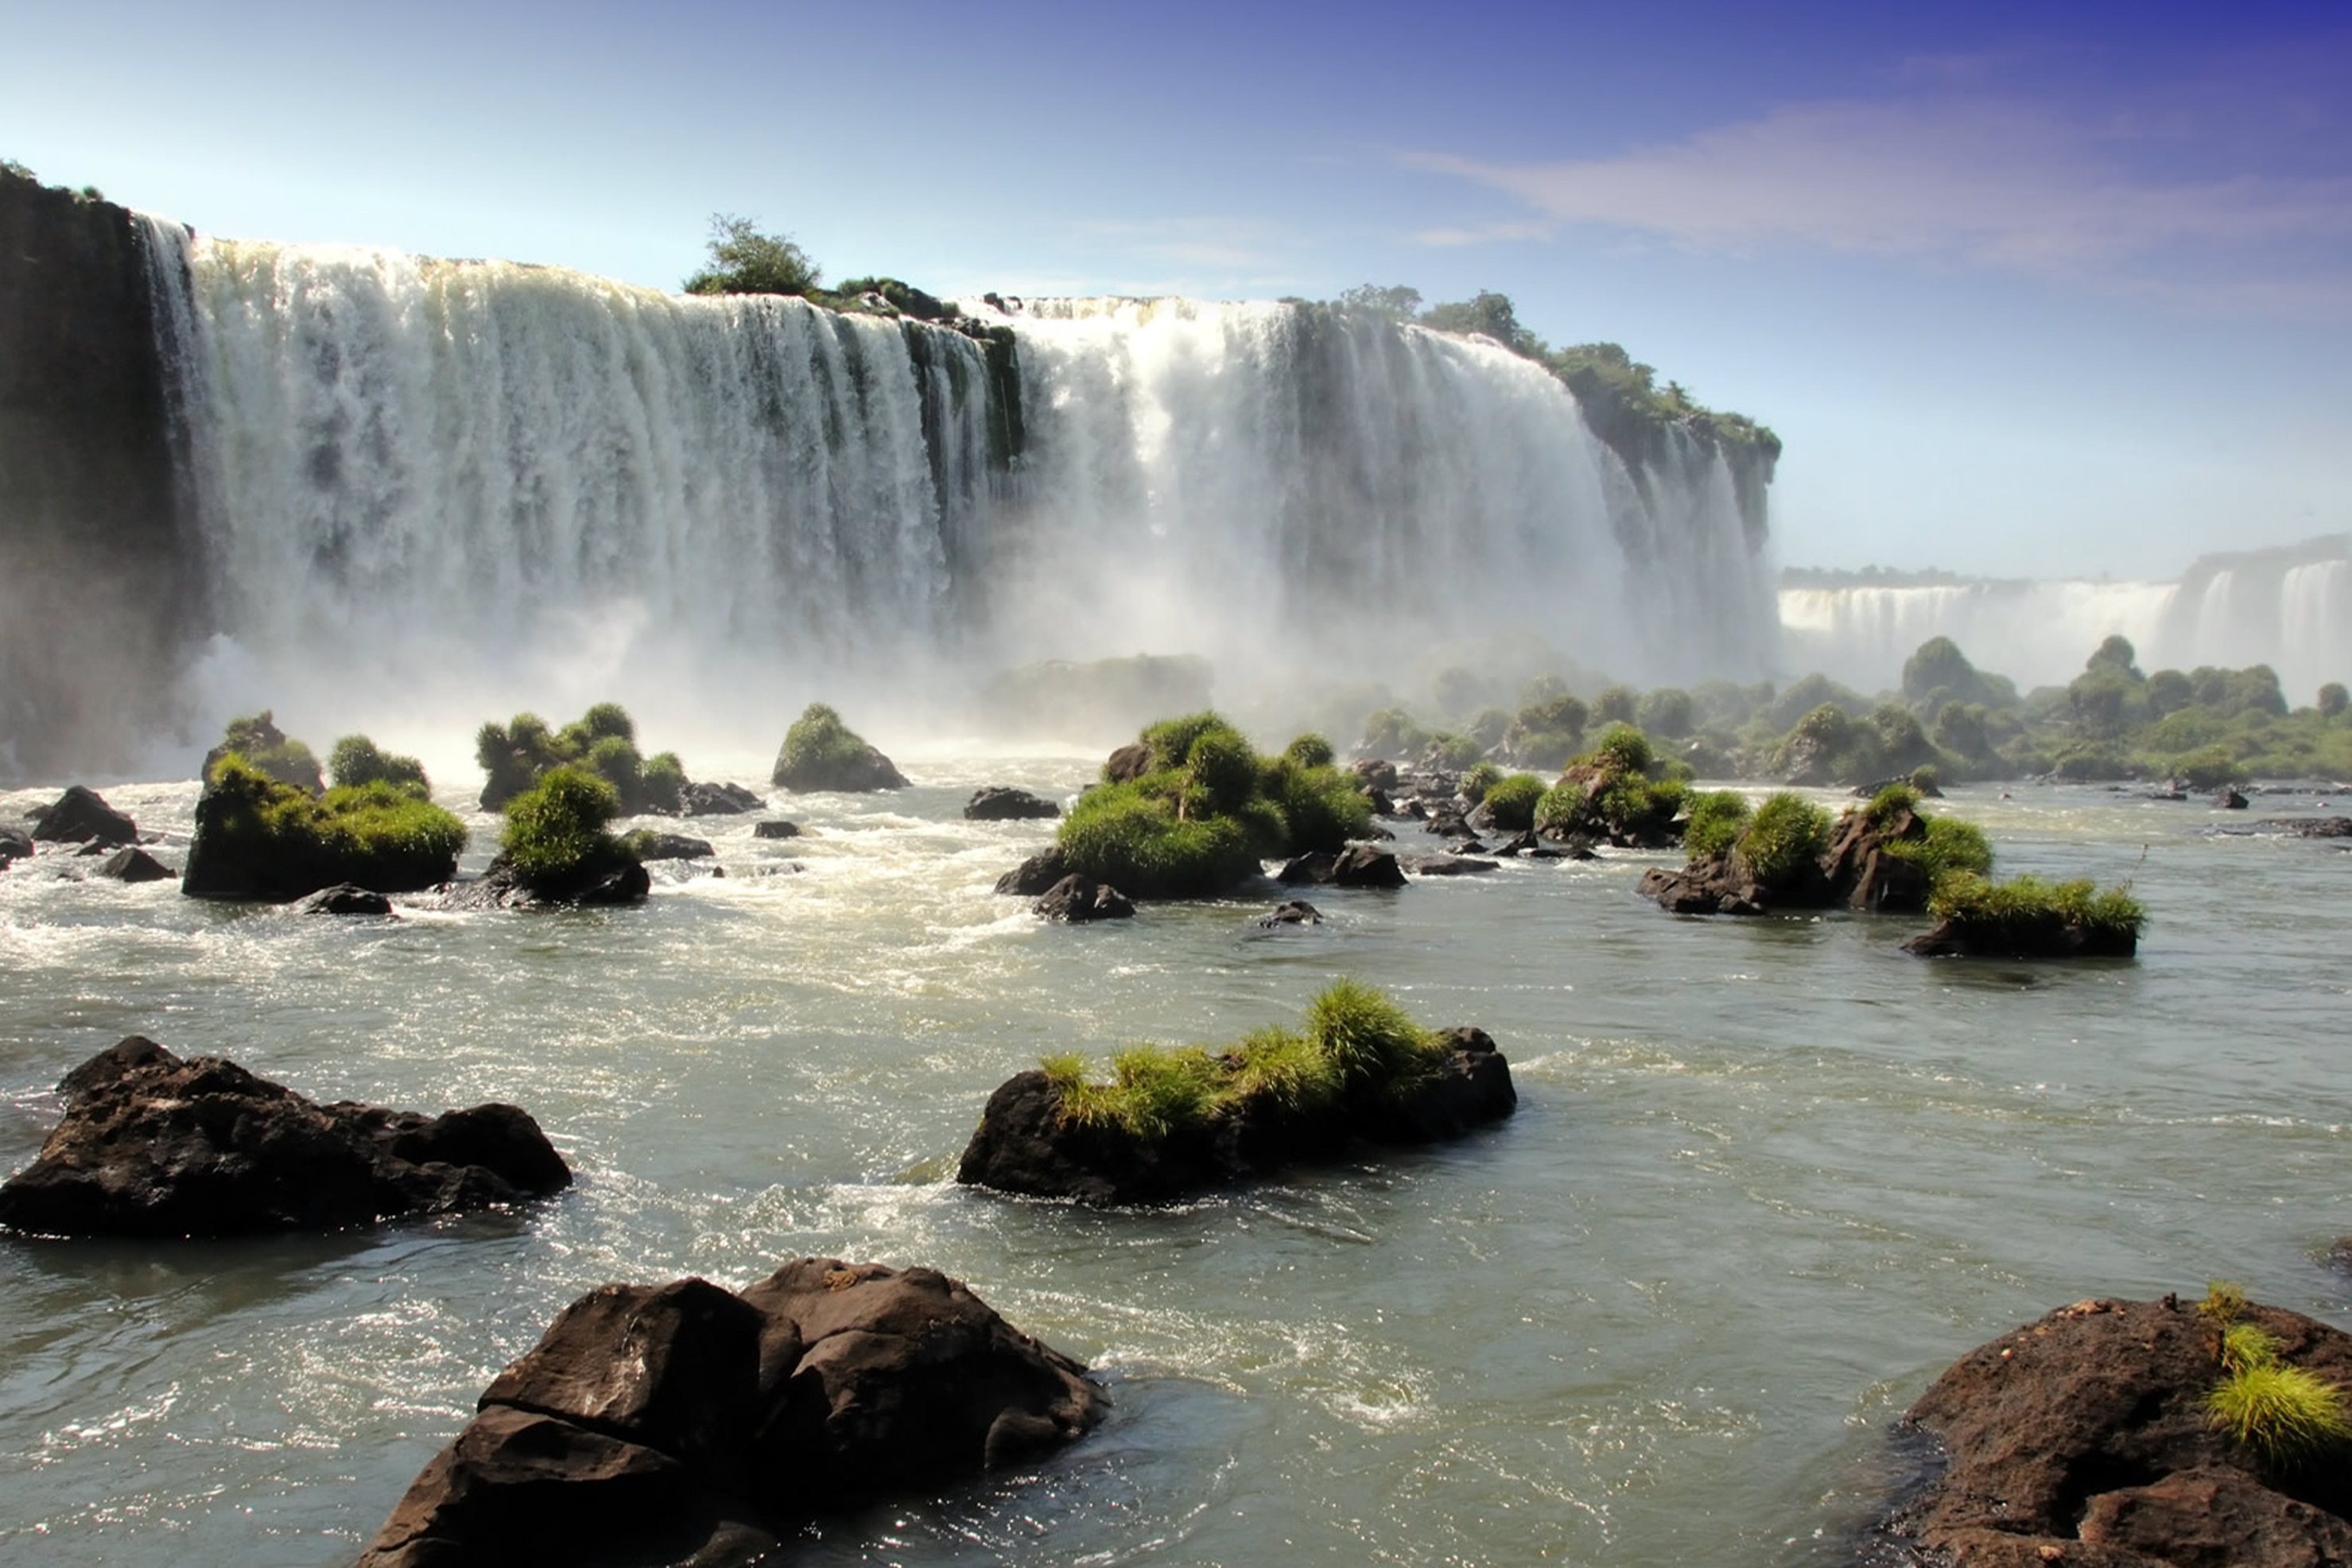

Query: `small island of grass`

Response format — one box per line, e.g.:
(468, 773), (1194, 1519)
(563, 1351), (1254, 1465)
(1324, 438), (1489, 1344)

(182, 751), (468, 901)
(770, 702), (909, 792)
(1903, 871), (2145, 959)
(475, 701), (689, 813)
(956, 978), (1515, 1205)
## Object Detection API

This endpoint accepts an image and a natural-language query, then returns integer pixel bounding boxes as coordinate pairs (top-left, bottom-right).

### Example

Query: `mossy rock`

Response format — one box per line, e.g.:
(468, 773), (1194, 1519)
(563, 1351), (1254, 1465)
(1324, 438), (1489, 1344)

(184, 755), (466, 901)
(771, 704), (909, 792)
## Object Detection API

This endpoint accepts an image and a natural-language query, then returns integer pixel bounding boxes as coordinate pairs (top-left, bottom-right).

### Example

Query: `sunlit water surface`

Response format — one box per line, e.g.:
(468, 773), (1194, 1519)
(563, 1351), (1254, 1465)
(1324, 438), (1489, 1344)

(2, 767), (2346, 1566)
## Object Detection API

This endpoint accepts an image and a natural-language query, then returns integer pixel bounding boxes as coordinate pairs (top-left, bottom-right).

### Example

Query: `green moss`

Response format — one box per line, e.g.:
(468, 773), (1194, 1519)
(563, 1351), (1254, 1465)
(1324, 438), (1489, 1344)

(1682, 790), (1752, 864)
(1735, 793), (1832, 891)
(328, 735), (430, 799)
(194, 754), (466, 896)
(501, 765), (637, 891)
(1459, 761), (1504, 803)
(1056, 782), (1259, 898)
(1481, 773), (1547, 830)
(2207, 1360), (2352, 1466)
(777, 702), (871, 778)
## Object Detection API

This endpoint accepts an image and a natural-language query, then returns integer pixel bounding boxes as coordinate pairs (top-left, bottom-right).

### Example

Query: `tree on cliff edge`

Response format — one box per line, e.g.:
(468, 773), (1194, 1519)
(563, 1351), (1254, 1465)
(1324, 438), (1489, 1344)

(683, 214), (821, 297)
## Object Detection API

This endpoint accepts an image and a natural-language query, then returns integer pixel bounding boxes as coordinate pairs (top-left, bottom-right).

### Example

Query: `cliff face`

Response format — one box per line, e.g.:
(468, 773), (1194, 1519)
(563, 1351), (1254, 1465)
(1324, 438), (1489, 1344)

(0, 169), (193, 778)
(1558, 366), (1778, 553)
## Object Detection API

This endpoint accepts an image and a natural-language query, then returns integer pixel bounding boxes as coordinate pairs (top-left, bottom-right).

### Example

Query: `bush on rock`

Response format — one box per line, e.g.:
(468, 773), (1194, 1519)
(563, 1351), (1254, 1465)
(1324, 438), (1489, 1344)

(770, 702), (909, 792)
(183, 754), (468, 901)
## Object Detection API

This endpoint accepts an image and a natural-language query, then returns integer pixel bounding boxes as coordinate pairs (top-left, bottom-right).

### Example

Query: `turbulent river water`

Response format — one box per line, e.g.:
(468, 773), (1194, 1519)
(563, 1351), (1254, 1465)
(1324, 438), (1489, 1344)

(2, 759), (2347, 1566)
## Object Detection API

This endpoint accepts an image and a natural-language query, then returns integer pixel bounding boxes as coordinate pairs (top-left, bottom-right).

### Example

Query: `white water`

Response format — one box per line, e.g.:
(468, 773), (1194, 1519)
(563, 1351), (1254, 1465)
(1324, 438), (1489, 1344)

(1781, 549), (2352, 698)
(134, 235), (1780, 774)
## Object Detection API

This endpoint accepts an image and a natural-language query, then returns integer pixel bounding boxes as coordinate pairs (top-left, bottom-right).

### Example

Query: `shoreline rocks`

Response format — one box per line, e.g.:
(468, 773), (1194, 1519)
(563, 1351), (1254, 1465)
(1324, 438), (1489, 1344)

(356, 1259), (1106, 1567)
(1863, 1294), (2352, 1566)
(0, 1037), (570, 1237)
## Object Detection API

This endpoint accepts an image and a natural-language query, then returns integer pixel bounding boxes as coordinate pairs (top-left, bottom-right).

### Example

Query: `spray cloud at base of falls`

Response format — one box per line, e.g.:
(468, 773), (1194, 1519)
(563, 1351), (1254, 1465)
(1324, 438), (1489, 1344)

(130, 228), (1780, 772)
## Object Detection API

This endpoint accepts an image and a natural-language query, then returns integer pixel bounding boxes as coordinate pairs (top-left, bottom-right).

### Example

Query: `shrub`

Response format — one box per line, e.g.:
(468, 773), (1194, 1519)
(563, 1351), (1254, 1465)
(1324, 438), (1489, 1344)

(682, 213), (821, 297)
(1467, 707), (1512, 748)
(1263, 759), (1374, 855)
(479, 701), (689, 811)
(2200, 1279), (2250, 1325)
(1058, 784), (1257, 898)
(328, 735), (430, 799)
(208, 711), (323, 794)
(1357, 707), (1429, 759)
(1682, 790), (1752, 864)
(1927, 873), (2146, 945)
(1426, 732), (1485, 769)
(1636, 687), (1693, 739)
(1283, 732), (1336, 769)
(777, 702), (871, 778)
(2168, 743), (2249, 790)
(1183, 726), (1259, 815)
(1862, 782), (1922, 829)
(2207, 1361), (2352, 1466)
(1458, 760), (1505, 803)
(1884, 816), (1995, 890)
(502, 766), (636, 891)
(1592, 724), (1653, 775)
(1481, 773), (1547, 830)
(1040, 980), (1443, 1143)
(1735, 793), (1832, 891)
(638, 751), (687, 811)
(190, 754), (466, 897)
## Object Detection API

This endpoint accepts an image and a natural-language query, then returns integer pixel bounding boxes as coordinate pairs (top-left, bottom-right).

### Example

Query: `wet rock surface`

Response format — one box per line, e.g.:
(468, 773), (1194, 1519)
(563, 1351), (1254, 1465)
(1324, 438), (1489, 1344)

(964, 786), (1061, 821)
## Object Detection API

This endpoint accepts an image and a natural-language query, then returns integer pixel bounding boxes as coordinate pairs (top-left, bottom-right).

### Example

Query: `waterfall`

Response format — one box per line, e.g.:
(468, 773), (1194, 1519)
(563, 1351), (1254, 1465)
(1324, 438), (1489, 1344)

(136, 239), (1780, 761)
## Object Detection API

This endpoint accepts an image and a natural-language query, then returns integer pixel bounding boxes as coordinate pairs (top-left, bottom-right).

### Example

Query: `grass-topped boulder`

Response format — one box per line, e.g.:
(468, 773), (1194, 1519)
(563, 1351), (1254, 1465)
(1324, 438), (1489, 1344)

(1533, 724), (1691, 846)
(1902, 871), (2145, 958)
(201, 711), (323, 794)
(483, 766), (649, 907)
(475, 702), (690, 813)
(770, 702), (909, 792)
(328, 735), (431, 798)
(956, 979), (1516, 1205)
(1046, 714), (1374, 899)
(1641, 782), (1993, 917)
(183, 753), (468, 901)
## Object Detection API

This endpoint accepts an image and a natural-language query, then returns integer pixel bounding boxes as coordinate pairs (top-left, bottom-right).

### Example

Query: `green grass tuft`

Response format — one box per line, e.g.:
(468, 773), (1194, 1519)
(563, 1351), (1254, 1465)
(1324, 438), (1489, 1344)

(196, 753), (466, 895)
(501, 765), (636, 890)
(1682, 790), (1752, 864)
(1459, 760), (1505, 803)
(1481, 773), (1547, 831)
(2206, 1360), (2352, 1465)
(2220, 1322), (2283, 1375)
(1927, 873), (2147, 941)
(1734, 793), (1832, 891)
(328, 734), (430, 799)
(1304, 976), (1445, 1085)
(2200, 1278), (2249, 1325)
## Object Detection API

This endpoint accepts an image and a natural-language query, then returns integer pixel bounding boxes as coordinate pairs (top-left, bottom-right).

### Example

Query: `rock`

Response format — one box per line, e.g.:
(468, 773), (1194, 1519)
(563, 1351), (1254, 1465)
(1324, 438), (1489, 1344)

(292, 883), (395, 916)
(1861, 1294), (2352, 1566)
(1103, 742), (1154, 784)
(0, 825), (33, 866)
(0, 1038), (571, 1236)
(996, 848), (1070, 896)
(436, 858), (652, 911)
(2238, 817), (2352, 838)
(1402, 855), (1498, 876)
(2214, 785), (2250, 809)
(1351, 758), (1399, 791)
(752, 820), (802, 840)
(96, 846), (174, 883)
(679, 781), (764, 817)
(1636, 864), (1766, 916)
(27, 784), (136, 846)
(1423, 809), (1473, 839)
(630, 832), (715, 863)
(1821, 805), (1932, 913)
(957, 1031), (1516, 1207)
(770, 706), (909, 793)
(1256, 899), (1322, 929)
(355, 1260), (1105, 1566)
(1033, 874), (1134, 922)
(964, 786), (1061, 821)
(1903, 914), (2139, 959)
(1275, 844), (1407, 889)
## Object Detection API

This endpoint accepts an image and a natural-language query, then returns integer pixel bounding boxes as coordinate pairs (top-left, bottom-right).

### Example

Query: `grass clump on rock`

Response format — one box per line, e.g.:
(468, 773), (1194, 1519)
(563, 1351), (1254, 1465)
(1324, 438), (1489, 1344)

(475, 701), (689, 813)
(328, 735), (431, 799)
(1906, 871), (2146, 958)
(500, 766), (639, 895)
(771, 702), (909, 792)
(1737, 792), (1834, 890)
(1534, 724), (1691, 844)
(204, 711), (323, 794)
(2196, 1281), (2352, 1466)
(1056, 715), (1372, 898)
(184, 754), (468, 900)
(1479, 772), (1548, 831)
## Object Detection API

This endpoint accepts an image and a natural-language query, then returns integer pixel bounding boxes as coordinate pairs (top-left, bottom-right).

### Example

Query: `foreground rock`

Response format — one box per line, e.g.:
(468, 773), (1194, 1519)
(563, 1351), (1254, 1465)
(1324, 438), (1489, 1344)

(0, 1038), (570, 1236)
(0, 825), (33, 866)
(965, 786), (1062, 821)
(996, 848), (1070, 896)
(356, 1259), (1105, 1567)
(28, 784), (137, 847)
(1034, 874), (1134, 922)
(958, 1027), (1516, 1206)
(1863, 1294), (2352, 1566)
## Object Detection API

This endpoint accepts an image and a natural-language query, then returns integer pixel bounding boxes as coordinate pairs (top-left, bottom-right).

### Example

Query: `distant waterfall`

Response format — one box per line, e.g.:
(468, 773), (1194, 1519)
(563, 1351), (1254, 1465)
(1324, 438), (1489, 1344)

(1780, 545), (2352, 700)
(140, 234), (1782, 754)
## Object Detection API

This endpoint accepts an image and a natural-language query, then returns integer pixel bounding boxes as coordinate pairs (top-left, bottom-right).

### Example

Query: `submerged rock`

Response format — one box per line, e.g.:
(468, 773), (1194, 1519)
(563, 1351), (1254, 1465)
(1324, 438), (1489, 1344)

(291, 883), (395, 916)
(96, 845), (173, 882)
(752, 819), (802, 840)
(355, 1259), (1106, 1567)
(1033, 874), (1134, 923)
(28, 784), (136, 847)
(1861, 1294), (2352, 1566)
(1275, 844), (1406, 889)
(957, 1027), (1516, 1206)
(964, 786), (1062, 821)
(1256, 899), (1322, 929)
(436, 857), (651, 911)
(626, 831), (715, 863)
(0, 1037), (570, 1237)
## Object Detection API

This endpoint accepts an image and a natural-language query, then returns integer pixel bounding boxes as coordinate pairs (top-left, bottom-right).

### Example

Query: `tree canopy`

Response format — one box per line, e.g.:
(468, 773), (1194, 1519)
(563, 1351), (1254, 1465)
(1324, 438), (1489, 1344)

(683, 214), (821, 297)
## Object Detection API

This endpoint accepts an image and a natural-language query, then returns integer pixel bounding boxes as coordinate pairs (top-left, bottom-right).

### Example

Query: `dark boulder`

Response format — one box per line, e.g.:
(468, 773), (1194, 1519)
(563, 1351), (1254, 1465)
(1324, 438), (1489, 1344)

(2214, 785), (2250, 809)
(1861, 1294), (2352, 1566)
(1034, 874), (1133, 922)
(1351, 758), (1399, 791)
(436, 856), (651, 912)
(291, 883), (395, 916)
(996, 848), (1070, 896)
(1903, 914), (2138, 960)
(1820, 805), (1935, 913)
(355, 1259), (1105, 1567)
(752, 820), (802, 840)
(0, 1037), (571, 1236)
(28, 784), (136, 846)
(1402, 854), (1497, 876)
(96, 845), (174, 883)
(628, 832), (715, 863)
(0, 825), (32, 866)
(679, 781), (765, 817)
(1275, 844), (1407, 889)
(1636, 863), (1767, 916)
(964, 786), (1062, 821)
(1256, 899), (1322, 929)
(1103, 743), (1153, 784)
(957, 1032), (1516, 1206)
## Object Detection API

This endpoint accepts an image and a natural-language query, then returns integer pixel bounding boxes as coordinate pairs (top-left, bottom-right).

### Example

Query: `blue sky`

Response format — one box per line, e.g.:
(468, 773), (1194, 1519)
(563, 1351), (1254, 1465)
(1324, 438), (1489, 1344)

(10, 0), (2346, 580)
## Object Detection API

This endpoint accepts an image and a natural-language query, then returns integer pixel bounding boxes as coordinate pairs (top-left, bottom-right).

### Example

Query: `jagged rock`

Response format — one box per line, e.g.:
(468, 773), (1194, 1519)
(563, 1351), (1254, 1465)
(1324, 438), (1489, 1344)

(1033, 874), (1133, 922)
(1103, 742), (1154, 784)
(996, 848), (1069, 896)
(629, 832), (715, 862)
(752, 820), (801, 840)
(1274, 844), (1407, 888)
(964, 786), (1061, 821)
(1820, 805), (1933, 913)
(96, 845), (173, 883)
(0, 825), (33, 865)
(1860, 1294), (2352, 1566)
(1637, 863), (1768, 916)
(28, 784), (136, 846)
(355, 1260), (1105, 1567)
(1402, 854), (1497, 876)
(679, 781), (764, 817)
(0, 1038), (570, 1236)
(957, 1028), (1515, 1206)
(1256, 899), (1322, 929)
(291, 883), (394, 916)
(436, 857), (651, 911)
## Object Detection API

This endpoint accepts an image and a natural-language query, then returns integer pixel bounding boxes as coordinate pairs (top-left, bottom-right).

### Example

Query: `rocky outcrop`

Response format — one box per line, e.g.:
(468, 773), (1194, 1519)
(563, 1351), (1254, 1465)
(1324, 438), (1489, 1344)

(1642, 801), (1925, 918)
(96, 845), (173, 883)
(996, 848), (1070, 896)
(1862, 1294), (2352, 1566)
(957, 1028), (1516, 1206)
(355, 1260), (1106, 1567)
(770, 705), (909, 793)
(0, 825), (33, 866)
(1275, 845), (1407, 888)
(679, 781), (764, 817)
(964, 786), (1061, 821)
(435, 857), (651, 911)
(29, 784), (138, 845)
(1033, 874), (1134, 922)
(1902, 913), (2139, 960)
(1636, 863), (1767, 915)
(0, 1037), (570, 1236)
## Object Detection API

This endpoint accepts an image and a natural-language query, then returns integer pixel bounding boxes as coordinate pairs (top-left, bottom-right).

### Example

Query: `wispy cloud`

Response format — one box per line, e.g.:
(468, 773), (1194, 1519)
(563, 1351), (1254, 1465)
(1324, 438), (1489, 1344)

(1062, 216), (1293, 275)
(1402, 84), (2352, 312)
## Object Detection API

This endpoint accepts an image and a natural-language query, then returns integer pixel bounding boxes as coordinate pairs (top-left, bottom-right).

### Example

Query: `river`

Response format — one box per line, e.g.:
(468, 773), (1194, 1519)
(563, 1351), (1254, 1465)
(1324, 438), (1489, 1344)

(2, 761), (2346, 1566)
